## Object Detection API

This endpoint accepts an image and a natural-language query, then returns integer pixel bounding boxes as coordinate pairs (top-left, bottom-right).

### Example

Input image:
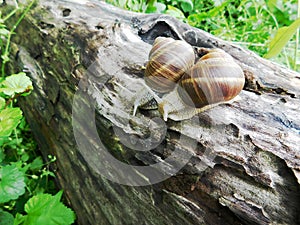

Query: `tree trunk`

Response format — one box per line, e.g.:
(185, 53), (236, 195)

(4, 0), (300, 224)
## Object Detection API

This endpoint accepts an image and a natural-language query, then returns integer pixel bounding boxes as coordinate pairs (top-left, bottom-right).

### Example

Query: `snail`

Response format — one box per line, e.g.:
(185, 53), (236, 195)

(144, 36), (195, 93)
(133, 37), (245, 121)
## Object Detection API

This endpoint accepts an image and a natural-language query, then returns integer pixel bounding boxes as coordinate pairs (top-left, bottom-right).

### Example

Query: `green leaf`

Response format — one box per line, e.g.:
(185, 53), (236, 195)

(0, 164), (26, 203)
(1, 54), (10, 64)
(264, 17), (300, 58)
(187, 12), (209, 26)
(23, 191), (76, 225)
(0, 26), (10, 37)
(0, 149), (5, 163)
(266, 0), (277, 10)
(41, 170), (56, 178)
(146, 2), (166, 13)
(179, 0), (193, 13)
(206, 0), (229, 17)
(21, 153), (30, 162)
(0, 97), (5, 109)
(14, 213), (26, 225)
(0, 209), (14, 225)
(29, 156), (44, 171)
(0, 72), (33, 96)
(0, 107), (23, 137)
(166, 5), (185, 20)
(155, 2), (166, 12)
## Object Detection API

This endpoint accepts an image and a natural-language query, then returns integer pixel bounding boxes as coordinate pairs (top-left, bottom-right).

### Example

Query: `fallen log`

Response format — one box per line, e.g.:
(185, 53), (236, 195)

(4, 0), (300, 224)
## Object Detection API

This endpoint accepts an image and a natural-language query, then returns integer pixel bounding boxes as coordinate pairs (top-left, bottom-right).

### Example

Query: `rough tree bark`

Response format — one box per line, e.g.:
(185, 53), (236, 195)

(4, 0), (300, 224)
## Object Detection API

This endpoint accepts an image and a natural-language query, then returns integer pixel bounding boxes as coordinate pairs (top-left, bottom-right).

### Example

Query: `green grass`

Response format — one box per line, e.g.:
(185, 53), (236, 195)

(105, 0), (300, 71)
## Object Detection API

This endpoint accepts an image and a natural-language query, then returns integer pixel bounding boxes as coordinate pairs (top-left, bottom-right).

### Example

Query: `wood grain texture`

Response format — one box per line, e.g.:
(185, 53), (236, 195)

(4, 0), (300, 224)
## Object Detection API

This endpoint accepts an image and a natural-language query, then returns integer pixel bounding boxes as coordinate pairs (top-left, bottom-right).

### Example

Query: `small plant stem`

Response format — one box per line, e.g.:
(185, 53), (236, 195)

(283, 48), (291, 68)
(294, 0), (300, 70)
(3, 8), (18, 22)
(4, 88), (31, 108)
(14, 127), (20, 145)
(1, 0), (35, 78)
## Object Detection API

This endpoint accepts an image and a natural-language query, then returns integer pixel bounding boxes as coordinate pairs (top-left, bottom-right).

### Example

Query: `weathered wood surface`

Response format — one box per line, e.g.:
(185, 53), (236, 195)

(4, 0), (300, 224)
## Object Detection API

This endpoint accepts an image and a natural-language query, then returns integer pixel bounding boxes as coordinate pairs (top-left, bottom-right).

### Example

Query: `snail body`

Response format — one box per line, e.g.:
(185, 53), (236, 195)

(134, 37), (245, 121)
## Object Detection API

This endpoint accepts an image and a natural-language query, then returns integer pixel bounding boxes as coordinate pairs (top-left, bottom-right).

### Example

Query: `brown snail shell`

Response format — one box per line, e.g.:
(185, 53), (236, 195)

(144, 37), (195, 93)
(135, 37), (245, 121)
(177, 48), (245, 108)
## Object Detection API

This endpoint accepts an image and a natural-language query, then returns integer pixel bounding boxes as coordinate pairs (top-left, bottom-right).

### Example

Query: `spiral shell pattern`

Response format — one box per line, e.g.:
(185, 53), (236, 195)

(145, 37), (195, 93)
(178, 49), (245, 108)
